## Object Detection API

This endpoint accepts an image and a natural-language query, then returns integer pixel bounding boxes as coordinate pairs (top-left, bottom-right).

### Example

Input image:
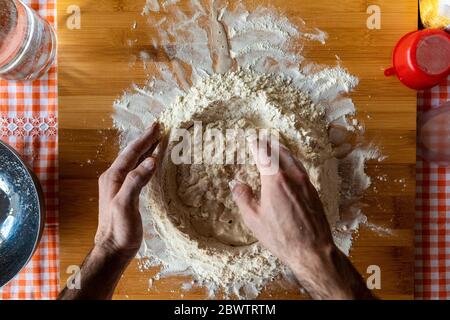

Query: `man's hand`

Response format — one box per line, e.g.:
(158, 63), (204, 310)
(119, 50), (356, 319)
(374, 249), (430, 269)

(58, 123), (161, 300)
(230, 137), (375, 300)
(95, 122), (161, 259)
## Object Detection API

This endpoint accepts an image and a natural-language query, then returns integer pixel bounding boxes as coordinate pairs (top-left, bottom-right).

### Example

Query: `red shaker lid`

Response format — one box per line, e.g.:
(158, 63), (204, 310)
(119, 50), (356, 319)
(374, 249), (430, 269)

(416, 33), (450, 76)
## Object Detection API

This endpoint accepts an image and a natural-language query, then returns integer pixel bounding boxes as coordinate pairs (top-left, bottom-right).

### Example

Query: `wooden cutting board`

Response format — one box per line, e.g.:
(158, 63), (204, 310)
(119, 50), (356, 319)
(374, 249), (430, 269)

(58, 0), (417, 299)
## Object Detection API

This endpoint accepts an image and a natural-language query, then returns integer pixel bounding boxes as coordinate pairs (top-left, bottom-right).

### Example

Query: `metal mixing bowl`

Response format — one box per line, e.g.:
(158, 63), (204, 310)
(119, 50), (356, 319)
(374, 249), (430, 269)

(0, 140), (45, 288)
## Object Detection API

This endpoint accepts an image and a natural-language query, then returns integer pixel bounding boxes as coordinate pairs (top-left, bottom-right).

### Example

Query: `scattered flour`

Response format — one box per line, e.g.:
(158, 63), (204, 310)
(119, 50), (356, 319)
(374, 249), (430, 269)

(142, 0), (160, 15)
(114, 0), (379, 299)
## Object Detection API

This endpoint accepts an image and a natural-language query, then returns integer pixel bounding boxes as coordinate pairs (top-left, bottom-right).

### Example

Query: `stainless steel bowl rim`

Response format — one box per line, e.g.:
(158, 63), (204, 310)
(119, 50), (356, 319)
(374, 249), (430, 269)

(0, 140), (45, 288)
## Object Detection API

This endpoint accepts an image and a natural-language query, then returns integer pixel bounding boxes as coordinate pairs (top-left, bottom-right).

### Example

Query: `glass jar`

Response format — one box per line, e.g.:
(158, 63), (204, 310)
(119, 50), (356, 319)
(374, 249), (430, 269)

(0, 0), (57, 81)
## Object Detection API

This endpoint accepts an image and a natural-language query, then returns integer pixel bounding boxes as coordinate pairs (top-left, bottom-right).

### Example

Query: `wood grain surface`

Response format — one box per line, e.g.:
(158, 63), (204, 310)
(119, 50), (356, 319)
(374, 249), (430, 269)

(58, 0), (417, 299)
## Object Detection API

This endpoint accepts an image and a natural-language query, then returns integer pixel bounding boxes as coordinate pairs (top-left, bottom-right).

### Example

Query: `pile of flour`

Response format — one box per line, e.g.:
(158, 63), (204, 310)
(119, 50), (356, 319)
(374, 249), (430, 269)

(114, 0), (378, 299)
(142, 69), (341, 297)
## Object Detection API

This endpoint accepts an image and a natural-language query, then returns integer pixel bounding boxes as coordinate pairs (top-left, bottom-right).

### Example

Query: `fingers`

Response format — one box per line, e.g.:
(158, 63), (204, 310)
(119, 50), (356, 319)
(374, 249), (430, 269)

(248, 134), (279, 176)
(117, 157), (157, 200)
(248, 133), (306, 178)
(278, 144), (307, 173)
(110, 122), (162, 177)
(230, 180), (260, 218)
(248, 134), (313, 195)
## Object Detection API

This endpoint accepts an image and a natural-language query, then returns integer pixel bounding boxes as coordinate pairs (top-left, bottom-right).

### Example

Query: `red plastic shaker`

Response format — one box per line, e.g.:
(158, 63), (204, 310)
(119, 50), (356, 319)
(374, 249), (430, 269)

(385, 29), (450, 90)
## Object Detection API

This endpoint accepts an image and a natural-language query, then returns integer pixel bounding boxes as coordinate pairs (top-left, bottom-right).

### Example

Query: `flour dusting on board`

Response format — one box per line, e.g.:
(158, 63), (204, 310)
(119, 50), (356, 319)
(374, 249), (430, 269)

(114, 0), (382, 299)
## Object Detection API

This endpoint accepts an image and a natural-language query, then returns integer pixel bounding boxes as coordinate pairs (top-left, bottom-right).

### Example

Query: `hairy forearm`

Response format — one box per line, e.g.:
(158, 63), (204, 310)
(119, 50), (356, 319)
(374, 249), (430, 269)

(58, 246), (133, 300)
(290, 245), (376, 300)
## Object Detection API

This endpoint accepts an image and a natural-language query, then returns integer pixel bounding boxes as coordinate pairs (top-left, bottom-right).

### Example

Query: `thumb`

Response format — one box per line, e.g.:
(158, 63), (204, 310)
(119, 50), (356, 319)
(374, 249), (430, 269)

(118, 157), (157, 200)
(229, 180), (259, 217)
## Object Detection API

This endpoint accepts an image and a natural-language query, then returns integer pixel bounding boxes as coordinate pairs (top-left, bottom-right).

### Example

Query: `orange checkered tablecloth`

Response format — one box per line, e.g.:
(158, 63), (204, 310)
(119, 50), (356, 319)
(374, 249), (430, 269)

(0, 1), (448, 301)
(0, 0), (58, 299)
(416, 76), (450, 300)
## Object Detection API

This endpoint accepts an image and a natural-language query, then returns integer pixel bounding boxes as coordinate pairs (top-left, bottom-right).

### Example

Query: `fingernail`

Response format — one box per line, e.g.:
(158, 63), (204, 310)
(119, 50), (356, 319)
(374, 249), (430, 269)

(279, 142), (289, 150)
(147, 122), (159, 131)
(229, 180), (238, 191)
(142, 158), (155, 171)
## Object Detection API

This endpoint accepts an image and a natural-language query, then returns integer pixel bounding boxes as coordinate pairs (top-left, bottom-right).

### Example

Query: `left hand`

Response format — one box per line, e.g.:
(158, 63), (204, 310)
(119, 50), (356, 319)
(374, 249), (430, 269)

(94, 123), (161, 259)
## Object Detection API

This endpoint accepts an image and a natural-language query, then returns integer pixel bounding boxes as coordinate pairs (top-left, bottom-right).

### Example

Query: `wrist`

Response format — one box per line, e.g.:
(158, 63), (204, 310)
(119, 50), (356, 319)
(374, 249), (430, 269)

(290, 244), (357, 300)
(92, 242), (137, 263)
(287, 243), (335, 273)
(59, 245), (135, 300)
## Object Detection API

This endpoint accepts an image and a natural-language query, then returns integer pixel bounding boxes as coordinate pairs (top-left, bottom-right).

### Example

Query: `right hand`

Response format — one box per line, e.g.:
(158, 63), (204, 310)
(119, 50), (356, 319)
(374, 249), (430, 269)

(230, 138), (335, 274)
(230, 137), (372, 299)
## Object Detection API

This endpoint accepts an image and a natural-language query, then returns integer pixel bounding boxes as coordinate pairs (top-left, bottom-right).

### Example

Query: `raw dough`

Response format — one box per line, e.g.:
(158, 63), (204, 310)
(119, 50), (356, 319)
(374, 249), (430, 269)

(175, 119), (259, 246)
(154, 70), (341, 249)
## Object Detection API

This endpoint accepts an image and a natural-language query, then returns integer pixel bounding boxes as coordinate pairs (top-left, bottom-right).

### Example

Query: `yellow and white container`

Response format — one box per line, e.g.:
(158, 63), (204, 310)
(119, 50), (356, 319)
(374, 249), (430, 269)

(420, 0), (450, 29)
